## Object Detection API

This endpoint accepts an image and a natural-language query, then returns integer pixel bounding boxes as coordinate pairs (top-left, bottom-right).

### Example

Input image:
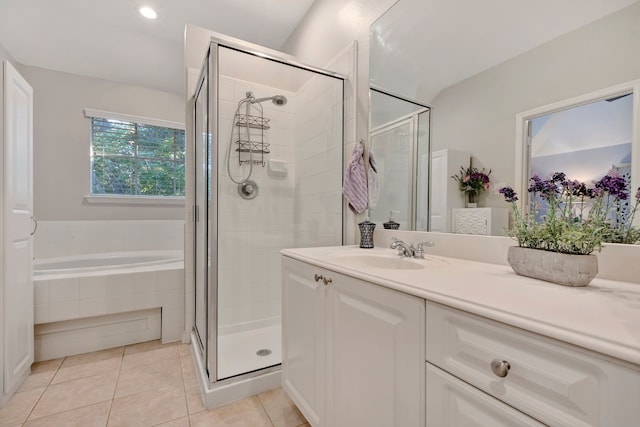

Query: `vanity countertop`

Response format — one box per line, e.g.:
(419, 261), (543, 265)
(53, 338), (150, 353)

(281, 245), (640, 367)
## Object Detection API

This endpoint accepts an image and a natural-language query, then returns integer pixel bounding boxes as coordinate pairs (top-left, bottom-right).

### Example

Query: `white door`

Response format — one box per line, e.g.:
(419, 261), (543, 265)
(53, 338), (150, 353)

(3, 60), (34, 394)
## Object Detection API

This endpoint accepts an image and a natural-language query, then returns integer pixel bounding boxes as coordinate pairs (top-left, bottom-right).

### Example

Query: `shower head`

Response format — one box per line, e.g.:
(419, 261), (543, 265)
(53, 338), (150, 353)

(251, 94), (288, 106)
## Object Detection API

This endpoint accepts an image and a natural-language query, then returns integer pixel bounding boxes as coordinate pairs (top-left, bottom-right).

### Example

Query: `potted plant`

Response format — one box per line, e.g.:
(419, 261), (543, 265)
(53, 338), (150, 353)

(499, 170), (640, 287)
(452, 166), (491, 207)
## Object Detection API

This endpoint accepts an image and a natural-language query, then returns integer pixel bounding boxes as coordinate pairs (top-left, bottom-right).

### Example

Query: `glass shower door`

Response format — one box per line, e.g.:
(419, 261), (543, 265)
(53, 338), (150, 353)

(215, 45), (344, 381)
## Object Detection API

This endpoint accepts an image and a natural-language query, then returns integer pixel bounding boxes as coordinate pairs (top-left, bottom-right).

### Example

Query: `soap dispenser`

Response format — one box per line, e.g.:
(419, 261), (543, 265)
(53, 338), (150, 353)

(358, 216), (376, 249)
(383, 211), (400, 230)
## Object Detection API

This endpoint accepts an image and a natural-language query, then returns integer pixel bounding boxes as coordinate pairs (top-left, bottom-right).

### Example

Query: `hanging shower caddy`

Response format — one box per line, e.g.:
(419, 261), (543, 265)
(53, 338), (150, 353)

(234, 111), (271, 166)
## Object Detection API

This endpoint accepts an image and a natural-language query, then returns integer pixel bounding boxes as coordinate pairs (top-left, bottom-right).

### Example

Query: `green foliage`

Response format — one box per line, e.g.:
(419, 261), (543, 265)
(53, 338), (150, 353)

(91, 119), (185, 197)
(505, 196), (604, 256)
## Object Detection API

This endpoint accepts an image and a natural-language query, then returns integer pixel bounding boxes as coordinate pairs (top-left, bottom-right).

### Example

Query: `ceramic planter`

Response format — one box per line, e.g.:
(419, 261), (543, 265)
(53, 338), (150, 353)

(507, 246), (598, 287)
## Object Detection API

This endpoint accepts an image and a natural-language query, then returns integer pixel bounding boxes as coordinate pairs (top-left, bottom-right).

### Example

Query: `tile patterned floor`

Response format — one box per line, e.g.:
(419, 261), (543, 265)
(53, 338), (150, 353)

(0, 341), (309, 427)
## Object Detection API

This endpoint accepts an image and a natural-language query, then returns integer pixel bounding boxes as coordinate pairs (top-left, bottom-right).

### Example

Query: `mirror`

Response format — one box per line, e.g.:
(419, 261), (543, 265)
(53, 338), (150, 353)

(368, 89), (430, 230)
(370, 0), (640, 235)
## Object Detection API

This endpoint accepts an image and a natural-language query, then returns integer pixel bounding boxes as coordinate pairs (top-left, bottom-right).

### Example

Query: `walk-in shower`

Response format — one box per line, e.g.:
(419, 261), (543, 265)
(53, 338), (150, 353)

(189, 35), (345, 406)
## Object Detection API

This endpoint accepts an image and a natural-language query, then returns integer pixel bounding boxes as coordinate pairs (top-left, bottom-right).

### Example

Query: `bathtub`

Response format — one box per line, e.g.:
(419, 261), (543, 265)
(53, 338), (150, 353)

(33, 250), (185, 361)
(34, 250), (183, 279)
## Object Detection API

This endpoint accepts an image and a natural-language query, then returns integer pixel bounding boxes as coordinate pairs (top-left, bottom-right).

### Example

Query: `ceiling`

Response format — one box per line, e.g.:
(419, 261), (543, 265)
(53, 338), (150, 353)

(371, 0), (640, 103)
(0, 0), (317, 95)
(2, 0), (638, 99)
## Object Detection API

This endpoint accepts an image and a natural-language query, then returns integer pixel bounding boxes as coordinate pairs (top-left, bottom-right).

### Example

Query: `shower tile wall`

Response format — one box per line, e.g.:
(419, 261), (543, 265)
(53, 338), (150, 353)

(217, 76), (296, 327)
(34, 220), (184, 259)
(293, 74), (344, 248)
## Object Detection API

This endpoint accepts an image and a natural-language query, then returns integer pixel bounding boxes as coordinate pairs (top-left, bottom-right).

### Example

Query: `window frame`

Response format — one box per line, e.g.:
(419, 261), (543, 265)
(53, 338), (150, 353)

(84, 108), (186, 205)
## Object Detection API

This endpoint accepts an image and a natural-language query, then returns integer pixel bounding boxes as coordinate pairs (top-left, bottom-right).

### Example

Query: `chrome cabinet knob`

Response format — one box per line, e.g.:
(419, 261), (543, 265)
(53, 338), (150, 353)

(314, 274), (323, 282)
(322, 277), (332, 286)
(491, 359), (511, 378)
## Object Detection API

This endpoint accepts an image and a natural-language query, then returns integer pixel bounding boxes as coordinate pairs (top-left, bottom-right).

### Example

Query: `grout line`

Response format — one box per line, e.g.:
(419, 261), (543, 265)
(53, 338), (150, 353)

(104, 347), (125, 426)
(255, 393), (276, 427)
(21, 356), (66, 424)
(173, 343), (190, 426)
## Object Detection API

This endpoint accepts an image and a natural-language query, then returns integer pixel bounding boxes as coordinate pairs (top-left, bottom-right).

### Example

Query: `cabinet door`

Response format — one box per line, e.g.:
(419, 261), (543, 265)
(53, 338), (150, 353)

(326, 272), (425, 427)
(427, 363), (543, 427)
(281, 257), (325, 427)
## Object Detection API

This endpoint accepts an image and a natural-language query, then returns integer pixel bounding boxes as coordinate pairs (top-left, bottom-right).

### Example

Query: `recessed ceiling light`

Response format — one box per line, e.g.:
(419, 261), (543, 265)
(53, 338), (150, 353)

(139, 6), (157, 19)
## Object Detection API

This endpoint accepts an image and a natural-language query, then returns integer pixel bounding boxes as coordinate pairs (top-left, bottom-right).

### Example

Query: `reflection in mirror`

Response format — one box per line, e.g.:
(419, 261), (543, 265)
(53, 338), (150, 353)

(370, 0), (640, 239)
(517, 83), (638, 228)
(530, 95), (632, 192)
(369, 88), (430, 230)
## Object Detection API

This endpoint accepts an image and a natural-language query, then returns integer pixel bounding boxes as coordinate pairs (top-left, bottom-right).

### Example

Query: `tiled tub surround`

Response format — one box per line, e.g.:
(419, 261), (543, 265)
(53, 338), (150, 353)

(31, 220), (185, 361)
(33, 253), (185, 361)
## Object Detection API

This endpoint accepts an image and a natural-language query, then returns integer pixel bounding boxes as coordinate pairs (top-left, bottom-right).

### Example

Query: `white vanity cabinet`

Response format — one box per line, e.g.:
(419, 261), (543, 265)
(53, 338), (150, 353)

(282, 256), (425, 427)
(426, 363), (543, 426)
(426, 301), (640, 427)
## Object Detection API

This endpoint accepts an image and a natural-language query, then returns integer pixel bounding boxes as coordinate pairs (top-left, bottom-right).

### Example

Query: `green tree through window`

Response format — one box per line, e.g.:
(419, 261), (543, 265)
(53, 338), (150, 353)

(90, 117), (185, 196)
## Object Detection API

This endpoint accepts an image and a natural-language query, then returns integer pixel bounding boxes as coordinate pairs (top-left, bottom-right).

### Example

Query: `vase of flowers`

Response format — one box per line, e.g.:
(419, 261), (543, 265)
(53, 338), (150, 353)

(452, 166), (491, 208)
(499, 170), (640, 287)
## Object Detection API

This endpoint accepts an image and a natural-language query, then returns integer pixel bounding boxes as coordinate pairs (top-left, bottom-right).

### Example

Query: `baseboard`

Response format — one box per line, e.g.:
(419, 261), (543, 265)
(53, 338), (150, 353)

(34, 309), (161, 361)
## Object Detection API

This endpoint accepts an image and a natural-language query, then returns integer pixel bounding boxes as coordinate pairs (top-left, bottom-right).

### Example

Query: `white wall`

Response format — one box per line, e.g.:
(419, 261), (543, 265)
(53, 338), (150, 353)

(282, 0), (396, 151)
(430, 2), (640, 208)
(21, 66), (185, 221)
(282, 0), (397, 243)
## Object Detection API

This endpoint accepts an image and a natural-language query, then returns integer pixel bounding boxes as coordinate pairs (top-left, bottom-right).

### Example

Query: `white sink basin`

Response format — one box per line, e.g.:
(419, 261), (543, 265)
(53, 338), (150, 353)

(332, 254), (425, 270)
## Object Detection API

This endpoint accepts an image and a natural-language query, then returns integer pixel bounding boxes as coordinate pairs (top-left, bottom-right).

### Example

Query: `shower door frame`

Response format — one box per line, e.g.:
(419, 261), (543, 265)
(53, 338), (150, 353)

(192, 46), (218, 380)
(196, 35), (348, 387)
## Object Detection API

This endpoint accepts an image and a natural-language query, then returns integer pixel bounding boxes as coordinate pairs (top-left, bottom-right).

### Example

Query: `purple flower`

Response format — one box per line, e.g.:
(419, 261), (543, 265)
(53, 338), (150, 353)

(595, 170), (628, 200)
(528, 175), (545, 193)
(528, 175), (559, 200)
(499, 186), (518, 203)
(636, 187), (640, 203)
(551, 172), (566, 184)
(564, 180), (591, 198)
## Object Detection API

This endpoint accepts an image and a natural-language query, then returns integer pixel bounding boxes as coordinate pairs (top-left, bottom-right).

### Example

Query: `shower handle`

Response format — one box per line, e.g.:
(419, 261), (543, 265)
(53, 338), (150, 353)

(314, 274), (323, 282)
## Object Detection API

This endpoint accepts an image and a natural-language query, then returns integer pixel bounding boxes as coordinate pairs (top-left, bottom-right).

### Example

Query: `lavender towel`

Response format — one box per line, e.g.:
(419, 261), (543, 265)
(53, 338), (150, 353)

(343, 143), (368, 214)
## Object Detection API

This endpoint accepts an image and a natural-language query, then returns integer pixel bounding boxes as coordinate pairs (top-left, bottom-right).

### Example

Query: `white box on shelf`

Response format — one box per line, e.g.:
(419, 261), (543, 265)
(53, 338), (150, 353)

(452, 207), (508, 236)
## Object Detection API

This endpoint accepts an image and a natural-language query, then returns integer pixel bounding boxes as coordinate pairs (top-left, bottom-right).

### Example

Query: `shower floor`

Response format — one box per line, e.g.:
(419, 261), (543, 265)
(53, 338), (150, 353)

(217, 320), (281, 380)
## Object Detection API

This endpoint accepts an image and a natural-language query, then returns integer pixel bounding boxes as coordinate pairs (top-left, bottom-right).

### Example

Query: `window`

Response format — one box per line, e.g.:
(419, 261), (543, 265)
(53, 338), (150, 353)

(87, 110), (185, 197)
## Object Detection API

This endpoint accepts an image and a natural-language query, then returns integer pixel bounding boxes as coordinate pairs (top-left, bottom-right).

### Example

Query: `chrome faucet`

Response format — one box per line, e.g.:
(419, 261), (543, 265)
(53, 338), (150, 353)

(390, 237), (415, 257)
(389, 237), (435, 259)
(413, 241), (435, 259)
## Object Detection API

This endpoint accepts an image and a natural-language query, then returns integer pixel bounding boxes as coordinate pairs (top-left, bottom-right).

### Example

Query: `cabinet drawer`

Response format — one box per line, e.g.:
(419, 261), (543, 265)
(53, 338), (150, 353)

(427, 362), (543, 427)
(426, 302), (640, 427)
